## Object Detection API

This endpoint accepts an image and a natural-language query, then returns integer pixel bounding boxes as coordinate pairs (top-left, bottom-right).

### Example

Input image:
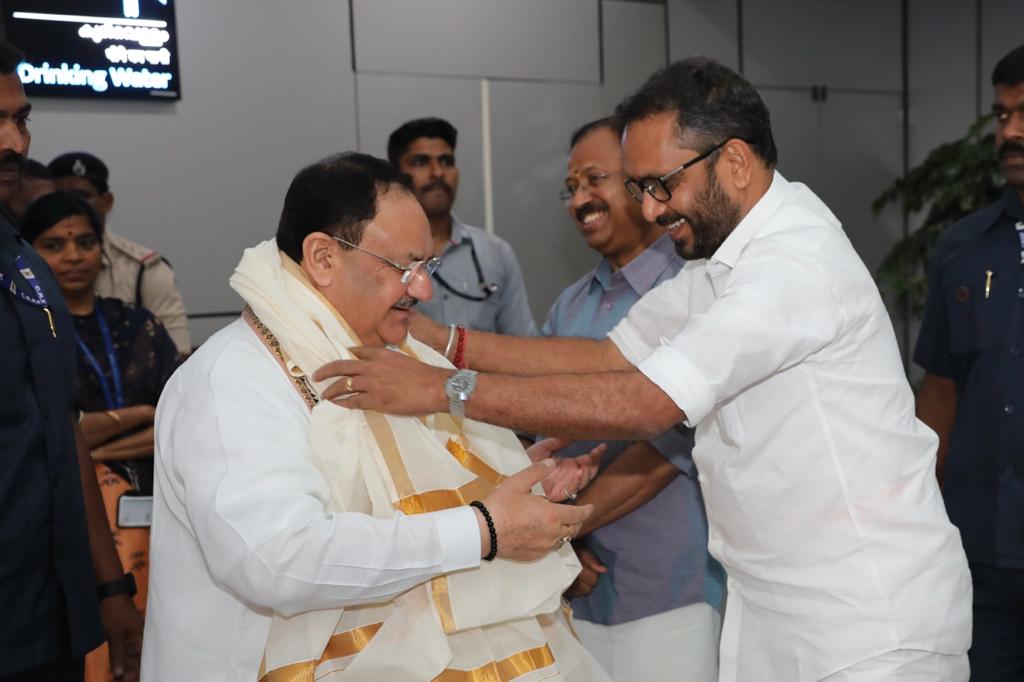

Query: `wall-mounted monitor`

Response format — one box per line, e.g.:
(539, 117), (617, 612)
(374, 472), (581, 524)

(4, 0), (180, 100)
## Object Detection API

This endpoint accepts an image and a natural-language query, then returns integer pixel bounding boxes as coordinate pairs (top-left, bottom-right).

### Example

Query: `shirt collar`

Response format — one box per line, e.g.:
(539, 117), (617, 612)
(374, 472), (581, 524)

(449, 216), (472, 245)
(997, 188), (1024, 224)
(709, 170), (789, 270)
(593, 232), (678, 295)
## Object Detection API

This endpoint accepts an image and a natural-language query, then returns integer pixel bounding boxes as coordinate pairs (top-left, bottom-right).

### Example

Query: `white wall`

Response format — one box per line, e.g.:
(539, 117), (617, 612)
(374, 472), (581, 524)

(22, 0), (667, 343)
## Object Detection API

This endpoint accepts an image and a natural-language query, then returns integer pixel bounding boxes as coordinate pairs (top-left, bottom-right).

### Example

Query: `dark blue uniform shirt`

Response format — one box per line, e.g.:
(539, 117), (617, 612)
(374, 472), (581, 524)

(0, 216), (103, 673)
(915, 189), (1024, 569)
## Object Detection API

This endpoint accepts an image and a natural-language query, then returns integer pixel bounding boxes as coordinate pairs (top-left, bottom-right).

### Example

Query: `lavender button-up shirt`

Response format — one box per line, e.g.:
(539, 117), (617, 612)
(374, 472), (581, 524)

(542, 233), (723, 625)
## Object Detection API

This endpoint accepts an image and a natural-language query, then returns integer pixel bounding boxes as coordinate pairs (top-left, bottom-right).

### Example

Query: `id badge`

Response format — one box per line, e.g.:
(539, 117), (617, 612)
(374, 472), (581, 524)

(117, 493), (153, 528)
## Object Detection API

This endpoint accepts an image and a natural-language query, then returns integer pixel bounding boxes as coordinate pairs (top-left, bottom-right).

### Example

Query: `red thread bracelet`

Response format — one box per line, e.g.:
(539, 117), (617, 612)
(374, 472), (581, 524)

(453, 325), (467, 369)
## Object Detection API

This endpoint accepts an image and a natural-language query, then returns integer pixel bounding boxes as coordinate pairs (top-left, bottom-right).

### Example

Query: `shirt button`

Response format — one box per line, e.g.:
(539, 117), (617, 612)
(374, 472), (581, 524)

(1005, 464), (1017, 477)
(51, 475), (60, 489)
(1012, 345), (1022, 356)
(1019, 287), (1024, 298)
(1005, 404), (1016, 415)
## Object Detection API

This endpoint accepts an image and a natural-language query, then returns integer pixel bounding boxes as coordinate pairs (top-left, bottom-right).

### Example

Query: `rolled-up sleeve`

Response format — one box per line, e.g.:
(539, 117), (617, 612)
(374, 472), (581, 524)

(609, 265), (693, 365)
(625, 244), (845, 426)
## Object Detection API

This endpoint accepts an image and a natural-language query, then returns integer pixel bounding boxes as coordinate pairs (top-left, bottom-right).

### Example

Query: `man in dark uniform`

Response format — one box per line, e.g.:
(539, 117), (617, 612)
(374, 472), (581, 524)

(915, 43), (1024, 681)
(0, 41), (143, 681)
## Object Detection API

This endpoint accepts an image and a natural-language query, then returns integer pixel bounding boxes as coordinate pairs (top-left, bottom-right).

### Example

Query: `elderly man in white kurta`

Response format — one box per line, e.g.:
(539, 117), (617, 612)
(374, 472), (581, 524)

(321, 59), (973, 681)
(141, 153), (607, 681)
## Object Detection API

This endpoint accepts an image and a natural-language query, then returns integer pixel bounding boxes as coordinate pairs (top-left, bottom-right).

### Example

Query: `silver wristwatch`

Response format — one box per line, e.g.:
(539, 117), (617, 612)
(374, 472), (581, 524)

(445, 369), (478, 418)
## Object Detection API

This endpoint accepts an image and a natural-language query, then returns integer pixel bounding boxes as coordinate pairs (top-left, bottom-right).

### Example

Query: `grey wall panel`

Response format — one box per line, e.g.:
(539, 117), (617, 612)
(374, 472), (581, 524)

(759, 89), (821, 189)
(602, 0), (668, 102)
(356, 73), (485, 228)
(27, 2), (358, 344)
(352, 0), (601, 83)
(486, 1), (668, 323)
(818, 93), (904, 277)
(743, 0), (900, 91)
(666, 0), (738, 69)
(488, 81), (608, 323)
(908, 0), (976, 168)
(980, 0), (1024, 113)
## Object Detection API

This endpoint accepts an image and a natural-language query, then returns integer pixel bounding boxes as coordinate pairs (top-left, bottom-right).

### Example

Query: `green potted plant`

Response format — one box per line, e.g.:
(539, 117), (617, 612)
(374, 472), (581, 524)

(873, 114), (1005, 314)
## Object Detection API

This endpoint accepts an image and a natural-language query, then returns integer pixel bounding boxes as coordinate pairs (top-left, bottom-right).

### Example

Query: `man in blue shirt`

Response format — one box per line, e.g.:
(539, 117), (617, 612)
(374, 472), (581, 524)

(544, 117), (723, 682)
(915, 43), (1024, 681)
(387, 118), (537, 335)
(0, 40), (143, 682)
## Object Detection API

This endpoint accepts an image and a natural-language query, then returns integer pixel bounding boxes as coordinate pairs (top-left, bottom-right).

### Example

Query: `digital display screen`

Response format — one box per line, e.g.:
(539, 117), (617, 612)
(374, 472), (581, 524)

(4, 0), (181, 100)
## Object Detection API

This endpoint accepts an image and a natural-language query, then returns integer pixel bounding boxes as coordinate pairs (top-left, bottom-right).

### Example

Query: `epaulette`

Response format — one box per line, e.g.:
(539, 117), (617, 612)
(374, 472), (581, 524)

(106, 232), (162, 268)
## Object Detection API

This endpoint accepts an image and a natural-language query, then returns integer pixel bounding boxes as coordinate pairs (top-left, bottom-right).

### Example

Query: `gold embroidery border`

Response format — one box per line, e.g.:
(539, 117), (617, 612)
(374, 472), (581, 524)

(258, 622), (384, 682)
(431, 644), (556, 682)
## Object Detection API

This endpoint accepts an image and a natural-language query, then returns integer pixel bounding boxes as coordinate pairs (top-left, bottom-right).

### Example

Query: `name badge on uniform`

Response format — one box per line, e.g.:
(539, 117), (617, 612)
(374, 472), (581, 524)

(117, 493), (153, 528)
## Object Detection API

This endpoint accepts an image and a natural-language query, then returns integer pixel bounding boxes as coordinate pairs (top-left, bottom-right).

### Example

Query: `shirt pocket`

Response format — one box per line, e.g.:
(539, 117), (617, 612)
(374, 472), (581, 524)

(947, 283), (998, 355)
(715, 398), (745, 447)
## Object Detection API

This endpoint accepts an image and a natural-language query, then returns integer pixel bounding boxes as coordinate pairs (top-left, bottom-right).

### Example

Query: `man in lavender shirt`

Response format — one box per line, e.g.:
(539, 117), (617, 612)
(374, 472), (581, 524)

(545, 117), (724, 682)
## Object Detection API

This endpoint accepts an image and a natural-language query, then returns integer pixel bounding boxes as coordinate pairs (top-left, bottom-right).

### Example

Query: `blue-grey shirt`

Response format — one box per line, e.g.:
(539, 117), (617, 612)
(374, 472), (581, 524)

(543, 233), (724, 625)
(418, 218), (537, 335)
(915, 188), (1024, 568)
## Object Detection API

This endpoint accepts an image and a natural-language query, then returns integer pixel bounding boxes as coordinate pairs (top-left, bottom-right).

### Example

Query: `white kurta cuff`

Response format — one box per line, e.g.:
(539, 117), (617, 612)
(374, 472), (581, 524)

(432, 505), (482, 572)
(637, 344), (716, 427)
(608, 318), (651, 367)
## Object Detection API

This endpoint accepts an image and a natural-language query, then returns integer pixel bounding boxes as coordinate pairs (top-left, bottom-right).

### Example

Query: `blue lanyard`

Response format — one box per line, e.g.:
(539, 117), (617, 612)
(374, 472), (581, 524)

(74, 299), (124, 409)
(1, 255), (57, 336)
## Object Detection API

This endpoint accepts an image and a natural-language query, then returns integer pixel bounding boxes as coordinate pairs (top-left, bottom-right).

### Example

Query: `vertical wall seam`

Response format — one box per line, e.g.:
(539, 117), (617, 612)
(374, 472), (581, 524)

(480, 78), (495, 234)
(974, 0), (982, 119)
(900, 0), (911, 370)
(736, 0), (744, 73)
(348, 0), (361, 151)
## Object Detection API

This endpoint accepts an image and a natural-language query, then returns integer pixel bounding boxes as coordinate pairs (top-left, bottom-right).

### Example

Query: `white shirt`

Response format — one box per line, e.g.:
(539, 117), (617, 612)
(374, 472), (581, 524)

(609, 173), (971, 682)
(141, 320), (481, 681)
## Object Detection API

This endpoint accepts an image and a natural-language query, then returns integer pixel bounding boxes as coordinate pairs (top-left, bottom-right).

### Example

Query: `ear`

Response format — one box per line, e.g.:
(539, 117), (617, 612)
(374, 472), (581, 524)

(97, 191), (114, 216)
(300, 232), (340, 288)
(720, 139), (755, 191)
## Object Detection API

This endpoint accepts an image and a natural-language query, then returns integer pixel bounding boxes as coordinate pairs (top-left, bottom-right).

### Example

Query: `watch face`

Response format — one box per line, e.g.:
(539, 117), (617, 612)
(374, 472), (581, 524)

(447, 370), (477, 400)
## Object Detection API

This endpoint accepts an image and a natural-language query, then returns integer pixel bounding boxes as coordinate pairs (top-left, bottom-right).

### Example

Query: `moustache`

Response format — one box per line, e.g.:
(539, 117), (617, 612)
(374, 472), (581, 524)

(0, 151), (26, 173)
(421, 179), (452, 195)
(575, 200), (609, 222)
(998, 140), (1024, 159)
(392, 296), (419, 311)
(656, 212), (687, 228)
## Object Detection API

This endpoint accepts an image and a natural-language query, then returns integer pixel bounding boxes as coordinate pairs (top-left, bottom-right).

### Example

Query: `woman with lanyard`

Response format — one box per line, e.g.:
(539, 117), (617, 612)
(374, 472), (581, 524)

(19, 191), (180, 682)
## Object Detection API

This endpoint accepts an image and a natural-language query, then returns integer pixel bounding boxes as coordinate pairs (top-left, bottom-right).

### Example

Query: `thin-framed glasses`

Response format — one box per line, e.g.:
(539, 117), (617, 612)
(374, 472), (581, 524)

(331, 235), (440, 285)
(624, 140), (728, 203)
(559, 171), (617, 205)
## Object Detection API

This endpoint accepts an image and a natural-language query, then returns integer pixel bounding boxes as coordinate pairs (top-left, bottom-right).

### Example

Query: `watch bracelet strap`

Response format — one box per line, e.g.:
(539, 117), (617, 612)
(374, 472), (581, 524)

(96, 572), (137, 600)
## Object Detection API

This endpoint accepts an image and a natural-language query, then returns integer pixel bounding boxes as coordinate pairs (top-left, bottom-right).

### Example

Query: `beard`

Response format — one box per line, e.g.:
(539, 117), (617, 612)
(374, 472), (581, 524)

(657, 171), (741, 260)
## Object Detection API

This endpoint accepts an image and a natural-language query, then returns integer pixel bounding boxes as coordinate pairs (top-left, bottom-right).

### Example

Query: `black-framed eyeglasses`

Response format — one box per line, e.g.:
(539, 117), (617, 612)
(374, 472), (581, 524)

(624, 140), (728, 203)
(558, 171), (619, 205)
(331, 235), (440, 285)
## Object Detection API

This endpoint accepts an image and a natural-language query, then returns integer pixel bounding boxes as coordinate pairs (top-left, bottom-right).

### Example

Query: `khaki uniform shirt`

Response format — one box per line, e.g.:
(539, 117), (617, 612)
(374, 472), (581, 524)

(94, 231), (192, 353)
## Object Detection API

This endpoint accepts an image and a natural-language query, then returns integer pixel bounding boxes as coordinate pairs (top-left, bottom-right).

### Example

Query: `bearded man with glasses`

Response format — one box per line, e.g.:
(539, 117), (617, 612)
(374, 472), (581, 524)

(323, 58), (974, 681)
(142, 152), (609, 681)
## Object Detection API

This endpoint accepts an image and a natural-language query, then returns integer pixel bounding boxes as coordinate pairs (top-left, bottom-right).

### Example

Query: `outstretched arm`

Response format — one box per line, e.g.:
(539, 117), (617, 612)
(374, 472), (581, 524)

(317, 348), (684, 442)
(410, 311), (630, 376)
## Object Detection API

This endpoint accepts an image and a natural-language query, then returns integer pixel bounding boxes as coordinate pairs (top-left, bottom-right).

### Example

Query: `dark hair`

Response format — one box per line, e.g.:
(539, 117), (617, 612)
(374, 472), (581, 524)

(23, 159), (54, 181)
(387, 117), (458, 164)
(615, 57), (777, 167)
(569, 116), (624, 151)
(275, 152), (413, 262)
(993, 43), (1024, 87)
(19, 191), (104, 244)
(0, 40), (24, 75)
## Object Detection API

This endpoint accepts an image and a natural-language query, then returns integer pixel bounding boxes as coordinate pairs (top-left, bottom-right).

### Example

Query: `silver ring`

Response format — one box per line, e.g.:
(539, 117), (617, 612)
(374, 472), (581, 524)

(558, 535), (572, 546)
(562, 487), (578, 502)
(345, 376), (354, 392)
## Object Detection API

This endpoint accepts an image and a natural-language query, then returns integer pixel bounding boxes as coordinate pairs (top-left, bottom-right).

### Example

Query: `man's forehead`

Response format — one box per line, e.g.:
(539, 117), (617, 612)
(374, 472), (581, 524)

(0, 73), (29, 113)
(404, 137), (453, 155)
(994, 82), (1024, 107)
(568, 128), (622, 174)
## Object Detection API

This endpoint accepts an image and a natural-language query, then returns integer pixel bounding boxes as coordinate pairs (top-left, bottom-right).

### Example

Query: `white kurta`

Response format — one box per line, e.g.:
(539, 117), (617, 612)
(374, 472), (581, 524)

(608, 173), (972, 682)
(141, 319), (481, 681)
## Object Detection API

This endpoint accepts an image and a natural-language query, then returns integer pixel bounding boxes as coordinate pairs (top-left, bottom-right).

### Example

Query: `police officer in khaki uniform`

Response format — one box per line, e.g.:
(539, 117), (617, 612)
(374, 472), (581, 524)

(49, 152), (192, 354)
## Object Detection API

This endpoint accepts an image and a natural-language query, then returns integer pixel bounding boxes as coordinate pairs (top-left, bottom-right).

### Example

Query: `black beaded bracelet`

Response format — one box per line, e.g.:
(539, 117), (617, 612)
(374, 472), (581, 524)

(469, 500), (498, 562)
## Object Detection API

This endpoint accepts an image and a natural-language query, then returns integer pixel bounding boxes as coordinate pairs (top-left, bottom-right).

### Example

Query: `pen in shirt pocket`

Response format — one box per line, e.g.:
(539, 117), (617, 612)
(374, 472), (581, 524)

(984, 270), (993, 299)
